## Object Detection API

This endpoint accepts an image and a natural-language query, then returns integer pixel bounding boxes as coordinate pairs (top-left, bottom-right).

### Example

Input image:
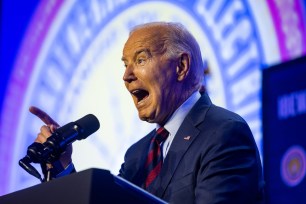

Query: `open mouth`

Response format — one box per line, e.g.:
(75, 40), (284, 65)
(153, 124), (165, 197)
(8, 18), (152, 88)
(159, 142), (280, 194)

(131, 89), (149, 103)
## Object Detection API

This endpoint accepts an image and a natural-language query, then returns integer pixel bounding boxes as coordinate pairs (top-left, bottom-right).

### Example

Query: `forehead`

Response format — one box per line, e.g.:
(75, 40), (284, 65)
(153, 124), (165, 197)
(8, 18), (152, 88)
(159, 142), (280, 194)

(122, 28), (158, 60)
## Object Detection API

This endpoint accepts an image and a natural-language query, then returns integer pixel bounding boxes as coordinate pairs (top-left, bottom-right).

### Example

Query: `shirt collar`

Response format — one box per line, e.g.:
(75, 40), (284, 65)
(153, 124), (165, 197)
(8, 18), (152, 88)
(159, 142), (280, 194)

(156, 91), (201, 136)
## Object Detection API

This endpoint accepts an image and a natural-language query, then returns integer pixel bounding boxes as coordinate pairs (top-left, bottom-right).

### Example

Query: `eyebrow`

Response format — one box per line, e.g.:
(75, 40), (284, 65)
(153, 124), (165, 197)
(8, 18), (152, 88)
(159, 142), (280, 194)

(121, 49), (152, 62)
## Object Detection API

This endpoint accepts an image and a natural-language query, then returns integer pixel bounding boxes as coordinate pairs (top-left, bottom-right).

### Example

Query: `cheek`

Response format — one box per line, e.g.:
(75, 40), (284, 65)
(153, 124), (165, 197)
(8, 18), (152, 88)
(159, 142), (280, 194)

(142, 61), (177, 96)
(151, 84), (169, 109)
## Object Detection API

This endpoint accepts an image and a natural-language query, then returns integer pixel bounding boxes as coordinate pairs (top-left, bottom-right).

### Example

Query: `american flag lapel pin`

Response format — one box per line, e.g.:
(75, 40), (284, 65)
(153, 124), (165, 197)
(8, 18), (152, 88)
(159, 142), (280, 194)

(184, 136), (191, 141)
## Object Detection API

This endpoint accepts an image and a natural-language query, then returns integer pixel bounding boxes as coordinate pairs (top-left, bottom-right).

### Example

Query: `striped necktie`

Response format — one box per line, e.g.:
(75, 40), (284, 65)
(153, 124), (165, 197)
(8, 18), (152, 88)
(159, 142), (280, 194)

(145, 127), (169, 189)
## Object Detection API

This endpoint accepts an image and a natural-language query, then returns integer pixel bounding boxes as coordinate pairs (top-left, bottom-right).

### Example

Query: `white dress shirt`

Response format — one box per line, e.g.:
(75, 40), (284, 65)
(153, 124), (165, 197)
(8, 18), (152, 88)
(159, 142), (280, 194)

(158, 91), (201, 160)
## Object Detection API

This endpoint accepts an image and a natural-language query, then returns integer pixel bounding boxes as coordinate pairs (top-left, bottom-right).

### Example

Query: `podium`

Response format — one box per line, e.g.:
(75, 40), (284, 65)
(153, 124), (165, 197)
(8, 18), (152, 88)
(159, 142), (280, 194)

(0, 168), (167, 204)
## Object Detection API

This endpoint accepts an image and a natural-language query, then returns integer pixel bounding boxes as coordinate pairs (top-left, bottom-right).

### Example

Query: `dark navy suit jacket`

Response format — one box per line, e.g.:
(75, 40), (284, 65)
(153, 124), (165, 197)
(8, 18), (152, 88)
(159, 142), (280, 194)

(119, 93), (265, 204)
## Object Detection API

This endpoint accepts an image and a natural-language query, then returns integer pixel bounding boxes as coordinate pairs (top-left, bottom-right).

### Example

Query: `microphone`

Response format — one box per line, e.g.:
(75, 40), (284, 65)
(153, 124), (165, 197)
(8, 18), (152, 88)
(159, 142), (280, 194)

(19, 114), (100, 180)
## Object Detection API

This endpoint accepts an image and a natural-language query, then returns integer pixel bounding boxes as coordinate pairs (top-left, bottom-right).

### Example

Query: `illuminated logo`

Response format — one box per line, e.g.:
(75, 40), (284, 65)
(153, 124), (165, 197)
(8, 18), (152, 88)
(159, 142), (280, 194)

(281, 145), (306, 187)
(1, 0), (266, 195)
(4, 0), (305, 196)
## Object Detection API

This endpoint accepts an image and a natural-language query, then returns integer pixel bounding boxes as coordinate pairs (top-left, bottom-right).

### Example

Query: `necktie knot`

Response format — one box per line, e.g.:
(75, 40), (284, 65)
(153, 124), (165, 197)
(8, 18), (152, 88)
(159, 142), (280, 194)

(155, 127), (169, 145)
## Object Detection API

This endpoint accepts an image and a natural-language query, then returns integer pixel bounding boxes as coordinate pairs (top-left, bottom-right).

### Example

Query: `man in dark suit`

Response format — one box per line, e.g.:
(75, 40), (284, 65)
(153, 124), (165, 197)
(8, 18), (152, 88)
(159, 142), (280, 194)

(31, 22), (264, 203)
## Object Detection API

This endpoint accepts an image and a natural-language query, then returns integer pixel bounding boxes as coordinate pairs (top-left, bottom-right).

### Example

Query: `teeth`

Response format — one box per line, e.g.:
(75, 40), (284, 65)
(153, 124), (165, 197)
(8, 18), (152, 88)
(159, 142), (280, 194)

(132, 90), (140, 94)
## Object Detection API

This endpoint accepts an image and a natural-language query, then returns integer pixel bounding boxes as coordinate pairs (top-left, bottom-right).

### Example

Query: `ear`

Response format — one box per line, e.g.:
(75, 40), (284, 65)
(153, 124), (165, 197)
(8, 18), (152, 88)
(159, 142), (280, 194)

(176, 53), (190, 81)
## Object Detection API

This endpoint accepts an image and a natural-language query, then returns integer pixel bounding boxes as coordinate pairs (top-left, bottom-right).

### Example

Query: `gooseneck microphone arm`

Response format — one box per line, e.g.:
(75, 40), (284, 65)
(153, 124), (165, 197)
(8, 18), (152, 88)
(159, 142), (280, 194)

(19, 114), (100, 182)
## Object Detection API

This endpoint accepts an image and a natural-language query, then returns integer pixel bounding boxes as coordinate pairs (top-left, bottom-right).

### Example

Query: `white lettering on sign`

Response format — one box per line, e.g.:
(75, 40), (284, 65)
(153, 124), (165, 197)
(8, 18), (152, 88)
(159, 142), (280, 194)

(278, 89), (306, 120)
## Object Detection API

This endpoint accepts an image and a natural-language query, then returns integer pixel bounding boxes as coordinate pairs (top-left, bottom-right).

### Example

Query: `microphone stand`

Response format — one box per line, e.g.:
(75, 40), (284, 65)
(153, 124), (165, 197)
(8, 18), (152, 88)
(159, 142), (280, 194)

(19, 141), (64, 182)
(19, 114), (100, 181)
(19, 156), (43, 182)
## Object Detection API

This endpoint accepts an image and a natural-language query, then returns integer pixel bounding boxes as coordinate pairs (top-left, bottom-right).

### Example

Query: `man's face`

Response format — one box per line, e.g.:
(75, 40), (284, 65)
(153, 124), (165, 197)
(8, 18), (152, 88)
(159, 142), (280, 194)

(122, 28), (180, 125)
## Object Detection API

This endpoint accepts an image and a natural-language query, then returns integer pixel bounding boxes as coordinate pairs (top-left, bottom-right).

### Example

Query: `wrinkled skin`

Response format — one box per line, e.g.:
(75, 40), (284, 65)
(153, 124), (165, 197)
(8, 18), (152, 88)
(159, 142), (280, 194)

(122, 26), (190, 125)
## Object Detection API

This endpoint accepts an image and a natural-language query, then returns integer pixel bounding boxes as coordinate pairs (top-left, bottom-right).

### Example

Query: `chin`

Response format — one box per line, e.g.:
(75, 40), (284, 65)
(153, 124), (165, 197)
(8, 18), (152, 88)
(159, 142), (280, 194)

(146, 119), (156, 123)
(139, 116), (153, 123)
(138, 114), (155, 123)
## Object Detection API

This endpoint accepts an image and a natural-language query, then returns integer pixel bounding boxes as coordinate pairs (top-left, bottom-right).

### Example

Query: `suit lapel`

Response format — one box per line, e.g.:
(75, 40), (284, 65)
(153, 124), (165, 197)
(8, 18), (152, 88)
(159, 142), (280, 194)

(125, 129), (156, 187)
(154, 93), (212, 197)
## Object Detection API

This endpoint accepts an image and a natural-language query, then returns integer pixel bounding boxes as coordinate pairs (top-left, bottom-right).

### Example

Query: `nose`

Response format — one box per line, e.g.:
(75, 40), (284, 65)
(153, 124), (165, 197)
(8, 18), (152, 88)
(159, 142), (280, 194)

(123, 64), (137, 83)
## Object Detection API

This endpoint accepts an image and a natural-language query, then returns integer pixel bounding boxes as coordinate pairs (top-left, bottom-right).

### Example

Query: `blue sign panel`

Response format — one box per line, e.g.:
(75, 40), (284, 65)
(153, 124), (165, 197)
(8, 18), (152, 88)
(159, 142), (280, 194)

(263, 56), (306, 203)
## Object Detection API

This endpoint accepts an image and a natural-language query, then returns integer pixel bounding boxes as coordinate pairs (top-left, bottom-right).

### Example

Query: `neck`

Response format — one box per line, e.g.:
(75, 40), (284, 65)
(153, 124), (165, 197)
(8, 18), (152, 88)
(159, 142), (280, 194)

(158, 89), (198, 126)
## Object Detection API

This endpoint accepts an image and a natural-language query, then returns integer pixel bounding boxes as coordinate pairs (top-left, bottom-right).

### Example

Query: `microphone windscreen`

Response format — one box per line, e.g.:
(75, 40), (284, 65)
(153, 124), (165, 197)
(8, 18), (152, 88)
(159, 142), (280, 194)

(75, 114), (100, 140)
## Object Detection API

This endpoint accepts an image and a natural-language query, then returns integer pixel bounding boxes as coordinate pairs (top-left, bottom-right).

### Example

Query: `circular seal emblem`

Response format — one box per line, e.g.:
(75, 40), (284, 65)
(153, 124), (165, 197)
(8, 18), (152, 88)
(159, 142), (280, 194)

(3, 0), (306, 196)
(0, 0), (268, 194)
(281, 145), (306, 187)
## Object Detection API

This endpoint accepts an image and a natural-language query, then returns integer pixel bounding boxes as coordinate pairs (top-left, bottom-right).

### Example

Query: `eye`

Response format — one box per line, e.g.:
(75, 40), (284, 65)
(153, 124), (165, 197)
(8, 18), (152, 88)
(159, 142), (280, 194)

(137, 58), (145, 65)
